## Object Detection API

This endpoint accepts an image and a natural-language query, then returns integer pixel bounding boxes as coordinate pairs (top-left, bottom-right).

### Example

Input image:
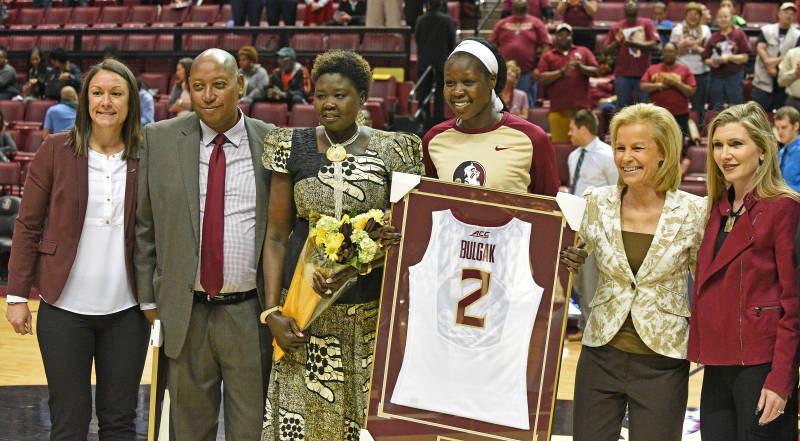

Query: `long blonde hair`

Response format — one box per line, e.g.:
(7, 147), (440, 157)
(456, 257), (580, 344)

(705, 102), (799, 214)
(609, 103), (683, 192)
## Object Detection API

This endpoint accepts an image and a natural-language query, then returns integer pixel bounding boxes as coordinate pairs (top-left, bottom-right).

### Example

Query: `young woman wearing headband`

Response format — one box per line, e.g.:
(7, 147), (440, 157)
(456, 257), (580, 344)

(422, 38), (559, 196)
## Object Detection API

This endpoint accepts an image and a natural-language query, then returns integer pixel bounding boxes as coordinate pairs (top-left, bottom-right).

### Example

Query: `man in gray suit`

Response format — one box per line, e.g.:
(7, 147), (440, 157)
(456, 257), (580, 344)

(134, 48), (274, 440)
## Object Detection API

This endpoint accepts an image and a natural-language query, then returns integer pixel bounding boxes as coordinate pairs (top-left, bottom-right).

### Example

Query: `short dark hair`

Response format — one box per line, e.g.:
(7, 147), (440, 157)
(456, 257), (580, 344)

(70, 58), (142, 159)
(446, 38), (507, 100)
(311, 49), (372, 96)
(776, 106), (800, 126)
(572, 109), (599, 135)
(49, 47), (67, 64)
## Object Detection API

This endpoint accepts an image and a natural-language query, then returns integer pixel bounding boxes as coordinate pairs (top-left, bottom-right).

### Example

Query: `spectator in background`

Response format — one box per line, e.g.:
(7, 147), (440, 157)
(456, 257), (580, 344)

(715, 0), (746, 28)
(266, 0), (297, 25)
(753, 3), (799, 113)
(501, 60), (529, 120)
(652, 2), (672, 43)
(238, 46), (269, 105)
(555, 0), (597, 50)
(137, 78), (154, 126)
(700, 4), (712, 26)
(501, 0), (554, 28)
(670, 2), (711, 130)
(263, 47), (311, 108)
(704, 6), (750, 111)
(328, 0), (366, 25)
(775, 106), (800, 192)
(167, 57), (193, 116)
(779, 45), (800, 110)
(231, 0), (263, 26)
(43, 48), (81, 101)
(564, 109), (616, 341)
(0, 48), (19, 100)
(303, 0), (335, 25)
(538, 23), (598, 143)
(489, 0), (551, 107)
(415, 0), (457, 127)
(365, 0), (401, 26)
(603, 0), (660, 108)
(21, 48), (48, 101)
(42, 86), (77, 139)
(404, 0), (423, 31)
(589, 54), (616, 109)
(0, 109), (17, 162)
(640, 42), (696, 151)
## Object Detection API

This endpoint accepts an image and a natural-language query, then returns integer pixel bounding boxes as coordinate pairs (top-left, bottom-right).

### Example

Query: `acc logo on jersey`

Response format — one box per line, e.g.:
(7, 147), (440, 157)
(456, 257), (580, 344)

(469, 230), (490, 238)
(453, 161), (486, 186)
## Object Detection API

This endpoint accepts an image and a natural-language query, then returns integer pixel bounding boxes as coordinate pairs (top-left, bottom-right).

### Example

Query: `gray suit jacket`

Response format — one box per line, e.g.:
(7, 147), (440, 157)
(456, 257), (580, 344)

(135, 112), (274, 358)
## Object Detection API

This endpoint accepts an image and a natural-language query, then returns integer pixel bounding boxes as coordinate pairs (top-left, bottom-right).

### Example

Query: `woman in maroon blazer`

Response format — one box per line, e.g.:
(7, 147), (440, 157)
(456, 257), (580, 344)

(4, 58), (149, 440)
(689, 102), (800, 440)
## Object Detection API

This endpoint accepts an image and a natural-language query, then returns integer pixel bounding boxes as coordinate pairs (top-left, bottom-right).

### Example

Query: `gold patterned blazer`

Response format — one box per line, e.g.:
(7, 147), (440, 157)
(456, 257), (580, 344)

(579, 185), (706, 359)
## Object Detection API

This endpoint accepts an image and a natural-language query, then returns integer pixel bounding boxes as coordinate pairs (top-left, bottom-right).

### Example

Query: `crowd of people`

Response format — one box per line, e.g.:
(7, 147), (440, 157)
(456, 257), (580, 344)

(4, 0), (800, 440)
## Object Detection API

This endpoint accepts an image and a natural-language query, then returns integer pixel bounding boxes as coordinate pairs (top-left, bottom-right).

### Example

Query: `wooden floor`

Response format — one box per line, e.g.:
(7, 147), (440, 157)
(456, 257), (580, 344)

(0, 299), (704, 407)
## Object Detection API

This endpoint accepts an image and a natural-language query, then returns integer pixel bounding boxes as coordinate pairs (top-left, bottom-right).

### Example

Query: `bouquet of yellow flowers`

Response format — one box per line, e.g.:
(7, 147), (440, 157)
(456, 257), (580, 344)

(274, 209), (388, 360)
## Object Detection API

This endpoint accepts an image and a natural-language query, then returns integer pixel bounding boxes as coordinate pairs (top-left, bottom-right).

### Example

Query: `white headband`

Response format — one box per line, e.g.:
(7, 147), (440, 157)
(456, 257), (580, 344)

(450, 40), (504, 113)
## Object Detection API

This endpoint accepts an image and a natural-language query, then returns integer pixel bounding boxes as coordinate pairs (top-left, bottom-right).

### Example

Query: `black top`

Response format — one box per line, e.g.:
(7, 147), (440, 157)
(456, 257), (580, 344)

(414, 9), (457, 73)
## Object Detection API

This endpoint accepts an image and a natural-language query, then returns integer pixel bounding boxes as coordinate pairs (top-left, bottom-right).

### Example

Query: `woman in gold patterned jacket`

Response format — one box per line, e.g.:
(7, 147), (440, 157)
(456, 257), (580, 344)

(564, 103), (706, 441)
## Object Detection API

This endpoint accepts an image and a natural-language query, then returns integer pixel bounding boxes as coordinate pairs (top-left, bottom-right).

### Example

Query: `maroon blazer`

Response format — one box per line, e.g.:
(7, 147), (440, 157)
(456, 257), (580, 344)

(687, 191), (800, 396)
(7, 132), (139, 304)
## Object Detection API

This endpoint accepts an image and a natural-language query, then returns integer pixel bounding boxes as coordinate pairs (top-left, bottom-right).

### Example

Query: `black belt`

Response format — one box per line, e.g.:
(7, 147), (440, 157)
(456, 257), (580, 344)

(193, 289), (257, 305)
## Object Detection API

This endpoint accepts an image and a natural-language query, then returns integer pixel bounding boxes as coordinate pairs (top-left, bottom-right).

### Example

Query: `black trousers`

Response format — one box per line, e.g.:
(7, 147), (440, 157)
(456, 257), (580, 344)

(231, 0), (264, 26)
(37, 302), (150, 441)
(266, 0), (297, 26)
(417, 68), (446, 131)
(700, 364), (798, 441)
(573, 344), (689, 441)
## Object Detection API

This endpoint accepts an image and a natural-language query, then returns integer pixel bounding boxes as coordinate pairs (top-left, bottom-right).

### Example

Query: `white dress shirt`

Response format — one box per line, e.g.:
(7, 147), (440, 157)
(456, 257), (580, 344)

(568, 136), (618, 198)
(194, 112), (258, 294)
(7, 149), (136, 314)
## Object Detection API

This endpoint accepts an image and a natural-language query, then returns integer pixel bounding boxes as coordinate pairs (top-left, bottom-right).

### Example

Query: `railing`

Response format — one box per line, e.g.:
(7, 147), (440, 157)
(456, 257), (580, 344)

(475, 0), (501, 36)
(0, 25), (414, 77)
(409, 64), (434, 123)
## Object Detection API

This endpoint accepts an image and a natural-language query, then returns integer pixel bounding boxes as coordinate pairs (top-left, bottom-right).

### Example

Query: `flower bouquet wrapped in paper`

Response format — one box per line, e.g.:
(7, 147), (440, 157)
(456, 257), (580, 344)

(274, 209), (387, 360)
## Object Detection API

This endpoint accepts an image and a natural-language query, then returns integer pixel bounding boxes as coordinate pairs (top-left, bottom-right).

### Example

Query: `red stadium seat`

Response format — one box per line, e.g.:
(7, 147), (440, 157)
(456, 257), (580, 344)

(25, 100), (58, 124)
(364, 101), (386, 129)
(237, 102), (250, 116)
(679, 179), (706, 196)
(16, 8), (44, 26)
(220, 34), (253, 51)
(594, 2), (624, 26)
(139, 73), (169, 94)
(0, 101), (25, 124)
(63, 23), (88, 29)
(219, 4), (233, 22)
(128, 5), (159, 24)
(527, 107), (550, 132)
(255, 34), (280, 51)
(359, 33), (401, 51)
(23, 131), (45, 153)
(71, 7), (102, 24)
(183, 34), (220, 51)
(743, 3), (778, 27)
(94, 0), (118, 7)
(154, 34), (175, 51)
(395, 81), (413, 116)
(124, 34), (157, 51)
(43, 7), (72, 26)
(371, 77), (397, 122)
(159, 6), (188, 24)
(666, 2), (687, 22)
(686, 146), (707, 176)
(251, 103), (289, 127)
(35, 24), (60, 30)
(99, 5), (130, 24)
(447, 2), (460, 27)
(289, 33), (326, 51)
(553, 142), (576, 187)
(296, 3), (306, 23)
(37, 35), (68, 51)
(289, 104), (318, 127)
(91, 23), (118, 29)
(87, 34), (125, 51)
(154, 101), (168, 122)
(151, 22), (176, 28)
(186, 5), (220, 23)
(4, 9), (18, 26)
(0, 163), (22, 191)
(637, 3), (654, 19)
(327, 33), (360, 50)
(122, 22), (147, 28)
(8, 36), (39, 52)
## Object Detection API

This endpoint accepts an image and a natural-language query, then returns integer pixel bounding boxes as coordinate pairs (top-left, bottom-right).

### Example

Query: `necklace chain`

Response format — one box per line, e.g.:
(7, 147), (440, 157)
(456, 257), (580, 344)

(323, 127), (359, 148)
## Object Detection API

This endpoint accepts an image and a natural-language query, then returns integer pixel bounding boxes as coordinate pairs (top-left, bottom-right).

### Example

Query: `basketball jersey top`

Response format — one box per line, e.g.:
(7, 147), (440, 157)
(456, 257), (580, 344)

(391, 209), (543, 430)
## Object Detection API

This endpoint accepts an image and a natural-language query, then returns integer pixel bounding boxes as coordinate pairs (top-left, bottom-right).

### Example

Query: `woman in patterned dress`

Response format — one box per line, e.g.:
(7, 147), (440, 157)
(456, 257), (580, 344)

(260, 50), (423, 441)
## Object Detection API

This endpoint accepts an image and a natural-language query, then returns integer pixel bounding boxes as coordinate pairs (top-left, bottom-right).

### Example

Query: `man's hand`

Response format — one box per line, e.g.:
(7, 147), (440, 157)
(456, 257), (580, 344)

(58, 72), (70, 81)
(6, 303), (32, 335)
(143, 308), (159, 324)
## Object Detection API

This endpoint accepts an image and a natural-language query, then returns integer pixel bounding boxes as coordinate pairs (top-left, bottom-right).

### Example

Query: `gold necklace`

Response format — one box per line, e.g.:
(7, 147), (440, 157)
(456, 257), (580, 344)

(323, 127), (359, 162)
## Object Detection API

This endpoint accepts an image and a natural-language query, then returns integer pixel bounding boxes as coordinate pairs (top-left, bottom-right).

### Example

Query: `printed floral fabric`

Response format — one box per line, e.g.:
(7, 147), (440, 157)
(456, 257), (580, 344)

(578, 185), (707, 358)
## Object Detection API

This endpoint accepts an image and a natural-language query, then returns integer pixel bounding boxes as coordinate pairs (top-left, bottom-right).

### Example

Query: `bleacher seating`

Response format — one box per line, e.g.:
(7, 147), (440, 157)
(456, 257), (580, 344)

(251, 103), (289, 127)
(288, 104), (318, 128)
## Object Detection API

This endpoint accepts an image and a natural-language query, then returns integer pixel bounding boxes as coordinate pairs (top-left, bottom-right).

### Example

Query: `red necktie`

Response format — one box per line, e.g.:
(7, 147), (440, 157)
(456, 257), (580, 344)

(200, 133), (227, 297)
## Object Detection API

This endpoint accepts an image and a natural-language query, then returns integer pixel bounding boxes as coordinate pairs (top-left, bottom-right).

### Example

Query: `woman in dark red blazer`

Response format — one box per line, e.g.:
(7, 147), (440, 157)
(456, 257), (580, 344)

(689, 102), (800, 440)
(4, 59), (149, 440)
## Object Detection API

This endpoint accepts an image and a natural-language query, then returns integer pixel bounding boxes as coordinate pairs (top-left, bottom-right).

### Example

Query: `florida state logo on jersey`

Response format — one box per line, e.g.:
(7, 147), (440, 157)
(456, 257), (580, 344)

(453, 161), (487, 186)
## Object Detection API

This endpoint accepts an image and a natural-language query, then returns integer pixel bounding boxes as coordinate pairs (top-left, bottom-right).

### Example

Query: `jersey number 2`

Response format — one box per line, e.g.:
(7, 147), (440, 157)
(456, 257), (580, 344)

(456, 268), (491, 328)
